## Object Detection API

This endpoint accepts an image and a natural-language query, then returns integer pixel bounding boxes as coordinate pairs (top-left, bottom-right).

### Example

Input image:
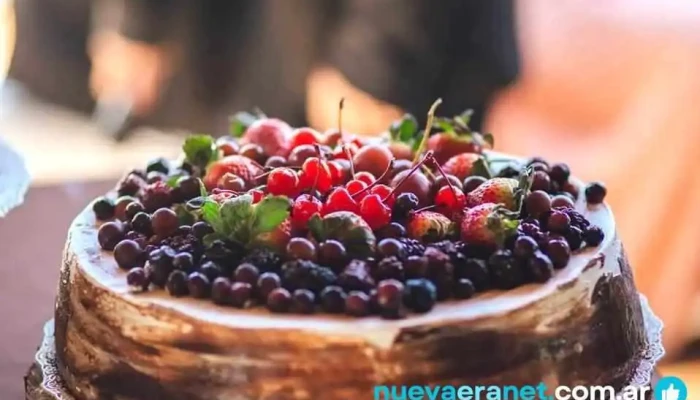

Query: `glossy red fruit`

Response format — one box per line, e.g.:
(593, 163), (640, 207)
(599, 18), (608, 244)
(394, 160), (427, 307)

(332, 143), (358, 160)
(346, 179), (369, 201)
(359, 194), (391, 230)
(241, 118), (291, 157)
(434, 186), (466, 211)
(204, 155), (264, 190)
(216, 140), (239, 156)
(323, 187), (359, 215)
(292, 194), (323, 230)
(322, 129), (343, 147)
(288, 127), (321, 149)
(389, 170), (431, 207)
(327, 160), (348, 186)
(249, 189), (265, 203)
(369, 184), (395, 208)
(267, 167), (299, 197)
(354, 171), (376, 186)
(353, 144), (393, 178)
(298, 158), (333, 194)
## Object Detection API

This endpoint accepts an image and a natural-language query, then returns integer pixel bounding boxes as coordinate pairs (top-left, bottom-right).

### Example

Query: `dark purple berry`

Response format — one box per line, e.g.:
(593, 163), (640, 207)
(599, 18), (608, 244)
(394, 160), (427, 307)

(531, 171), (551, 192)
(453, 278), (476, 299)
(291, 289), (316, 314)
(377, 238), (405, 259)
(463, 176), (487, 194)
(199, 261), (224, 281)
(528, 161), (550, 173)
(258, 272), (282, 300)
(376, 279), (404, 318)
(187, 272), (211, 298)
(392, 193), (419, 220)
(404, 255), (428, 279)
(551, 195), (575, 209)
(211, 277), (233, 305)
(456, 258), (490, 291)
(98, 221), (126, 250)
(527, 252), (554, 283)
(525, 190), (552, 218)
(546, 240), (571, 269)
(375, 257), (404, 281)
(266, 288), (292, 313)
(114, 239), (144, 270)
(126, 267), (150, 290)
(513, 236), (539, 259)
(518, 222), (541, 238)
(549, 163), (570, 185)
(173, 252), (194, 272)
(320, 285), (347, 314)
(125, 201), (145, 221)
(345, 291), (371, 317)
(286, 237), (317, 261)
(376, 222), (407, 240)
(234, 263), (260, 286)
(230, 282), (253, 308)
(563, 181), (579, 199)
(338, 260), (375, 292)
(488, 250), (524, 290)
(265, 156), (287, 169)
(114, 196), (137, 221)
(166, 270), (189, 297)
(547, 211), (571, 233)
(318, 240), (347, 269)
(565, 226), (584, 250)
(151, 208), (179, 237)
(92, 197), (115, 220)
(176, 176), (201, 201)
(403, 278), (437, 313)
(147, 246), (177, 286)
(131, 212), (153, 235)
(585, 182), (607, 204)
(584, 226), (605, 247)
(192, 221), (214, 240)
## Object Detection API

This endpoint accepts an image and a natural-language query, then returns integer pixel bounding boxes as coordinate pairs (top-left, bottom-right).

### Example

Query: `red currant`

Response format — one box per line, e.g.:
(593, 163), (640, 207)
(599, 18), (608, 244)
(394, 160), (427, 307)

(298, 158), (333, 194)
(289, 127), (321, 148)
(292, 194), (323, 230)
(267, 167), (299, 197)
(354, 171), (376, 186)
(345, 179), (368, 201)
(359, 194), (391, 230)
(323, 187), (358, 215)
(249, 189), (265, 203)
(369, 184), (395, 207)
(434, 186), (466, 211)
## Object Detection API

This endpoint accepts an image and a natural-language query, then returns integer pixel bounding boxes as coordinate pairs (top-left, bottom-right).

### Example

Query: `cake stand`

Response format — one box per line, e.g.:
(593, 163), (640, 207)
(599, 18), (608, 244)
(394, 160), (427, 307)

(25, 295), (664, 399)
(0, 138), (30, 217)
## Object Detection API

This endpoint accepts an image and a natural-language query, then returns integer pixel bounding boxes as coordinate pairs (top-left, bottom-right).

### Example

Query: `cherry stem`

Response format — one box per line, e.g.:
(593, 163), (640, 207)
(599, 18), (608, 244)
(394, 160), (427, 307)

(351, 159), (395, 198)
(413, 204), (436, 214)
(338, 97), (345, 138)
(430, 155), (459, 203)
(254, 166), (301, 180)
(344, 143), (356, 178)
(412, 98), (443, 165)
(311, 145), (324, 193)
(384, 151), (433, 202)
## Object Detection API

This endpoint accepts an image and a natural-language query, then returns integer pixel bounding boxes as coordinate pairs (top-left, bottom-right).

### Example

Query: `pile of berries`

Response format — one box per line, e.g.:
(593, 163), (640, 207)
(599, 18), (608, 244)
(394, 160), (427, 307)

(91, 110), (607, 319)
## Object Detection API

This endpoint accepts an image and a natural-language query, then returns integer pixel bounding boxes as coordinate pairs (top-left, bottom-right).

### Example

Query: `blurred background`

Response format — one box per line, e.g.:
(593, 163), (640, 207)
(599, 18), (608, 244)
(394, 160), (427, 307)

(2, 0), (700, 397)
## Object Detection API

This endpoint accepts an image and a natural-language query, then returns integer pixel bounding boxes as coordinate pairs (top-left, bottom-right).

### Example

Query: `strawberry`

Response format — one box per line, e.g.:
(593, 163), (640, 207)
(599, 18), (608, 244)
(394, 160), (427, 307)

(407, 211), (455, 242)
(442, 153), (481, 181)
(204, 155), (264, 189)
(240, 118), (291, 157)
(460, 203), (518, 247)
(466, 178), (519, 210)
(427, 133), (489, 165)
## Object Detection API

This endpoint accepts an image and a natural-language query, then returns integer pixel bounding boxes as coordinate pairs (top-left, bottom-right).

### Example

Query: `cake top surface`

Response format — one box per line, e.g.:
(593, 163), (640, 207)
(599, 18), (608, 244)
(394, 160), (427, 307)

(79, 102), (611, 335)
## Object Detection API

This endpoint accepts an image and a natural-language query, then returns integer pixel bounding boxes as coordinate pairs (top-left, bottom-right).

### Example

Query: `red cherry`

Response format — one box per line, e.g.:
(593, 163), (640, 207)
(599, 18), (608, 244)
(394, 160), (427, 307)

(369, 184), (395, 208)
(298, 158), (332, 194)
(327, 160), (347, 186)
(249, 189), (265, 203)
(289, 127), (321, 149)
(292, 194), (323, 230)
(359, 194), (391, 230)
(323, 187), (359, 215)
(345, 179), (368, 201)
(332, 143), (358, 160)
(267, 167), (299, 197)
(354, 171), (376, 186)
(434, 185), (466, 211)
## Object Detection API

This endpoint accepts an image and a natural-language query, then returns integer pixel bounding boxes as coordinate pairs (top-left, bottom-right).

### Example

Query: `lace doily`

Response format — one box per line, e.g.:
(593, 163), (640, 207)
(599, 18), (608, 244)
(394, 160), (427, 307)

(0, 138), (30, 217)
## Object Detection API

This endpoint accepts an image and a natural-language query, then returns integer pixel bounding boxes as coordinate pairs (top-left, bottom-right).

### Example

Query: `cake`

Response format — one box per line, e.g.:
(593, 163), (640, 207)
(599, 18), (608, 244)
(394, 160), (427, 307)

(53, 106), (648, 399)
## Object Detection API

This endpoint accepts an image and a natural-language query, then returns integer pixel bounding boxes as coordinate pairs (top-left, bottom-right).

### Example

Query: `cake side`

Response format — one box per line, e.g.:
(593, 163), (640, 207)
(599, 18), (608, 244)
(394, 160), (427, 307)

(54, 200), (648, 400)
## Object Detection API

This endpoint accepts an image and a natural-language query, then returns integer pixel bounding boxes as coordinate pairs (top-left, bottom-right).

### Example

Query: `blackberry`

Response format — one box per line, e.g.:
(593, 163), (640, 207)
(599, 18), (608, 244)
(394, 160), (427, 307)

(160, 234), (202, 259)
(166, 270), (189, 297)
(117, 173), (145, 197)
(240, 248), (282, 273)
(374, 257), (405, 281)
(488, 250), (525, 290)
(398, 238), (426, 258)
(457, 258), (490, 291)
(281, 260), (337, 295)
(403, 278), (437, 313)
(565, 226), (584, 251)
(140, 181), (173, 213)
(92, 196), (115, 220)
(428, 240), (468, 270)
(338, 260), (375, 292)
(205, 240), (245, 270)
(561, 208), (591, 230)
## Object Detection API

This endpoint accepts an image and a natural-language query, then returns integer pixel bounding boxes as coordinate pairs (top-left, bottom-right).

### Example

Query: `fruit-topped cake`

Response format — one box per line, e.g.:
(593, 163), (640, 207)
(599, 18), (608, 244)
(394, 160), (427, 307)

(54, 101), (647, 400)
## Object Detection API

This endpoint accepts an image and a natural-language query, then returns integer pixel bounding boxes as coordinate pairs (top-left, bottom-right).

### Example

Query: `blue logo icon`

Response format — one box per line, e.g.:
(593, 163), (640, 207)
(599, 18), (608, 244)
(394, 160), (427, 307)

(655, 376), (688, 400)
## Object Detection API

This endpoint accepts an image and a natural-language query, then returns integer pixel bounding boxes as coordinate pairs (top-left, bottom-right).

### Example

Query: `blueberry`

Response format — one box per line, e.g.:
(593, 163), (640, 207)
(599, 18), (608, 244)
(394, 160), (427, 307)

(230, 282), (253, 308)
(513, 236), (539, 259)
(126, 267), (150, 291)
(585, 182), (607, 204)
(320, 286), (347, 314)
(166, 270), (189, 297)
(456, 258), (490, 291)
(527, 252), (554, 283)
(114, 239), (144, 270)
(97, 221), (126, 251)
(234, 263), (260, 286)
(403, 279), (437, 313)
(257, 272), (282, 300)
(187, 272), (211, 298)
(291, 289), (316, 314)
(584, 226), (605, 247)
(92, 197), (115, 220)
(453, 278), (476, 299)
(546, 240), (571, 269)
(267, 288), (292, 313)
(199, 261), (224, 281)
(211, 277), (233, 305)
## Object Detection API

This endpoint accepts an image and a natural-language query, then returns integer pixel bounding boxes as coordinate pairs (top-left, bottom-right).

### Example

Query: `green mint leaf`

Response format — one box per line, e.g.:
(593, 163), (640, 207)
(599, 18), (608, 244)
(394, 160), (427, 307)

(174, 204), (196, 226)
(308, 214), (324, 241)
(470, 157), (493, 179)
(482, 132), (495, 148)
(389, 114), (419, 143)
(220, 195), (255, 243)
(252, 196), (290, 234)
(183, 135), (218, 171)
(433, 117), (455, 134)
(317, 211), (376, 258)
(229, 111), (259, 138)
(166, 174), (183, 189)
(201, 199), (224, 234)
(514, 166), (535, 214)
